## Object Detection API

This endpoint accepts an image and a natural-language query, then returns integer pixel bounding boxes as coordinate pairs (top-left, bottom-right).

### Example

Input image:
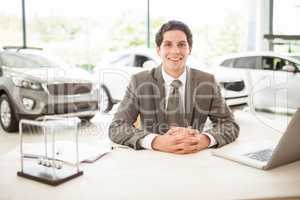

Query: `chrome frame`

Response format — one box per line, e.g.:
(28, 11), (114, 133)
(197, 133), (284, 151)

(19, 116), (81, 173)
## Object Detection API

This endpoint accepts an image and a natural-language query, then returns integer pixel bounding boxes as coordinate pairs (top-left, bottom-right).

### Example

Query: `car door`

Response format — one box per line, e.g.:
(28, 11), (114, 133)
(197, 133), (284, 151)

(230, 56), (258, 97)
(250, 56), (299, 113)
(282, 60), (300, 111)
(97, 54), (135, 101)
(101, 53), (154, 101)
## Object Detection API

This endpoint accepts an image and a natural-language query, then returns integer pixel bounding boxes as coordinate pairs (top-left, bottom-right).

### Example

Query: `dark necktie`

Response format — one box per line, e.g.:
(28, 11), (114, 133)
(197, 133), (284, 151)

(166, 79), (185, 127)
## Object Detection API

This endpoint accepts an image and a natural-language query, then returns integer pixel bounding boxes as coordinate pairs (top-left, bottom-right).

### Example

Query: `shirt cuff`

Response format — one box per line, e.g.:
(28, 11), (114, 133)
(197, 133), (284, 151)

(139, 134), (159, 150)
(202, 132), (217, 148)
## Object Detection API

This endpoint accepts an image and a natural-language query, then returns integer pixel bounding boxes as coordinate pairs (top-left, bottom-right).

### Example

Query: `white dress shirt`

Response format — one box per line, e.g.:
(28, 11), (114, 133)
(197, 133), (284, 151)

(139, 66), (217, 149)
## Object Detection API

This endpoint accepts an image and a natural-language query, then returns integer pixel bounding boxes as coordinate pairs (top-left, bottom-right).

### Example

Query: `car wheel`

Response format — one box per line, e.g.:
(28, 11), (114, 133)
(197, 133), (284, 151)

(99, 85), (113, 113)
(79, 115), (95, 122)
(0, 94), (18, 132)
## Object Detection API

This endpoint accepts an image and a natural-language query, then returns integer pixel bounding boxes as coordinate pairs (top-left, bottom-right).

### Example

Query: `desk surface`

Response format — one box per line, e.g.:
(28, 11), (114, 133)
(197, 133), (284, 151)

(1, 111), (300, 200)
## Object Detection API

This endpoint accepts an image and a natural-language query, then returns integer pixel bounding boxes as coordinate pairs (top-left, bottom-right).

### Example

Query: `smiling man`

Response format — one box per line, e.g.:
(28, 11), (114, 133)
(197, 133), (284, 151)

(109, 20), (239, 154)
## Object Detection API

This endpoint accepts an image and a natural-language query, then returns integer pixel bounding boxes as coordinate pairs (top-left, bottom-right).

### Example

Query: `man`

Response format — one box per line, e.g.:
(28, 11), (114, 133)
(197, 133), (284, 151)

(109, 20), (239, 154)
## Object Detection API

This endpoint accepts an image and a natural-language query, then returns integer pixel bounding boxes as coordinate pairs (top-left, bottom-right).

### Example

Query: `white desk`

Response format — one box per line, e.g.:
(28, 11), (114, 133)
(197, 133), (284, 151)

(1, 111), (300, 200)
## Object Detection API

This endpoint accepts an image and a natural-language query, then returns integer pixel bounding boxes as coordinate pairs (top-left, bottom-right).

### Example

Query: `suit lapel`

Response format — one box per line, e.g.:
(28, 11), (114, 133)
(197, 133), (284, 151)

(152, 66), (166, 126)
(185, 67), (195, 125)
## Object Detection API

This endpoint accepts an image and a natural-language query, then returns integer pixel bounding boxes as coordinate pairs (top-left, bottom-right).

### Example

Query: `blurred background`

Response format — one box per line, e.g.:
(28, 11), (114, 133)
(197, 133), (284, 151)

(1, 0), (299, 70)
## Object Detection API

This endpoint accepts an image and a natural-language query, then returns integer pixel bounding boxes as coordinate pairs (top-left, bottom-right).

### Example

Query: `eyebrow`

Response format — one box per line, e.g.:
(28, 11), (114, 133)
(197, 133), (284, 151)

(162, 40), (188, 43)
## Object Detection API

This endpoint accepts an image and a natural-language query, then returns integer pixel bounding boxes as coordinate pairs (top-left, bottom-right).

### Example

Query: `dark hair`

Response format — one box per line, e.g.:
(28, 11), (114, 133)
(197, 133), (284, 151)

(155, 20), (193, 48)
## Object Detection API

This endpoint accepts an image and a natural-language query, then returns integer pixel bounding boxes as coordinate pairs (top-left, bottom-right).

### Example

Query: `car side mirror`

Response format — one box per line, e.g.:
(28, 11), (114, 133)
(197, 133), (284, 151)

(282, 65), (296, 73)
(142, 60), (157, 69)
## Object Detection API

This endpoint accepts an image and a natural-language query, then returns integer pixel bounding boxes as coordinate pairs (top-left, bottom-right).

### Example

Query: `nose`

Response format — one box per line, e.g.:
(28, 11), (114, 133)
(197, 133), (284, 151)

(170, 45), (180, 54)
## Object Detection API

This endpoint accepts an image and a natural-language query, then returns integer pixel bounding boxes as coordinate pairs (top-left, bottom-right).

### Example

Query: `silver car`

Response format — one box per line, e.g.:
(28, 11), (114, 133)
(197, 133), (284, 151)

(0, 47), (99, 132)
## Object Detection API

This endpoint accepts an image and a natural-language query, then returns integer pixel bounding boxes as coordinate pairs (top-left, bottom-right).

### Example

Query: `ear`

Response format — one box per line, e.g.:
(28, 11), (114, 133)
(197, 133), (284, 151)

(188, 47), (192, 55)
(156, 46), (161, 56)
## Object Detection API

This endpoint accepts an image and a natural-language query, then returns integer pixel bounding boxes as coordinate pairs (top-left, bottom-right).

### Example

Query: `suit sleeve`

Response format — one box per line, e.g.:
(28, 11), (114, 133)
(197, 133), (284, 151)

(206, 76), (240, 147)
(108, 75), (151, 150)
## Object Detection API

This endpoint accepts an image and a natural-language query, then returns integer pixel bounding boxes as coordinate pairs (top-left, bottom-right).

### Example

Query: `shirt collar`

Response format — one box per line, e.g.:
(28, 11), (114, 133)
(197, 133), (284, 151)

(162, 66), (187, 87)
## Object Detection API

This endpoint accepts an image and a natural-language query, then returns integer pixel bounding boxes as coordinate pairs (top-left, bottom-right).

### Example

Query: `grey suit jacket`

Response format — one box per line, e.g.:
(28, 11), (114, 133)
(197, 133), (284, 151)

(109, 66), (239, 150)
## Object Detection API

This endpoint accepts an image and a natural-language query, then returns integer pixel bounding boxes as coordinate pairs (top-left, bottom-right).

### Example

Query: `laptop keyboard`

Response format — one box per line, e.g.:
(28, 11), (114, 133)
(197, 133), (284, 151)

(243, 149), (273, 162)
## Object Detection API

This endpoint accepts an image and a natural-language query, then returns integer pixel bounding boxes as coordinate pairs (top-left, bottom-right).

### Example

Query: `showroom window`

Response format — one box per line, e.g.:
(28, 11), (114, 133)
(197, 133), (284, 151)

(0, 0), (22, 46)
(150, 0), (248, 66)
(273, 0), (300, 52)
(1, 0), (249, 69)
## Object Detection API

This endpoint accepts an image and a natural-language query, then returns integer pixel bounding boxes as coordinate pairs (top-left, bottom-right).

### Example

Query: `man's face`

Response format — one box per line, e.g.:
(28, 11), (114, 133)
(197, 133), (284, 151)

(157, 30), (191, 75)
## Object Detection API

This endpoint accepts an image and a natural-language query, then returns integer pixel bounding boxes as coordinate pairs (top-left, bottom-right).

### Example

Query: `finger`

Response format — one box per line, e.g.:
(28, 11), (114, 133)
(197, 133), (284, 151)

(183, 138), (200, 145)
(174, 139), (208, 154)
(175, 146), (200, 154)
(174, 142), (199, 152)
(167, 127), (182, 135)
(186, 128), (199, 135)
(172, 134), (192, 143)
(167, 127), (181, 135)
(170, 131), (198, 145)
(173, 137), (199, 145)
(174, 150), (188, 154)
(168, 143), (184, 152)
(166, 129), (176, 135)
(171, 129), (192, 137)
(187, 148), (201, 154)
(175, 128), (197, 136)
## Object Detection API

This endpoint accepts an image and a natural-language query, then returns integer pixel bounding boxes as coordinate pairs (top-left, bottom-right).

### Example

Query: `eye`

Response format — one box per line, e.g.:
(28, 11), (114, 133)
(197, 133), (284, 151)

(178, 42), (187, 48)
(163, 43), (172, 47)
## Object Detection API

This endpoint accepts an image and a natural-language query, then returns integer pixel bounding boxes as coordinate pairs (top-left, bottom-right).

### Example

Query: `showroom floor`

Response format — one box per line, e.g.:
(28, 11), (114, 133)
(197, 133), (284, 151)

(0, 105), (292, 156)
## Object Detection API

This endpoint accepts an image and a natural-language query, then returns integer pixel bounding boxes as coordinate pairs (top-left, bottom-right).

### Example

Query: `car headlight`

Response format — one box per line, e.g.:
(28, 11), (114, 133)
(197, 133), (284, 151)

(12, 77), (43, 91)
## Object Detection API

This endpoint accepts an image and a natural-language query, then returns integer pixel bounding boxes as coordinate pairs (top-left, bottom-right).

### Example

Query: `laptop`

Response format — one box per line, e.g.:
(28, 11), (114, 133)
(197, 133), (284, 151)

(212, 108), (300, 170)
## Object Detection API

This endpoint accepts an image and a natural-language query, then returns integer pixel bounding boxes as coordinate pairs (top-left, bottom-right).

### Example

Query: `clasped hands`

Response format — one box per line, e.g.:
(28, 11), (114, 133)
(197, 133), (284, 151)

(152, 127), (210, 154)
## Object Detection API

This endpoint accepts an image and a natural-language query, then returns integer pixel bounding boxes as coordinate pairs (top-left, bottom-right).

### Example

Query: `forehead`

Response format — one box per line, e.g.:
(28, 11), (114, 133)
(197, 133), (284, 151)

(162, 30), (188, 42)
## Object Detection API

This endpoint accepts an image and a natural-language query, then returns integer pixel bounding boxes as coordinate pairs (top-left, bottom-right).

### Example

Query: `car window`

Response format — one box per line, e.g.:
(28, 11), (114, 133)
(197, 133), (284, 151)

(262, 57), (276, 70)
(261, 57), (297, 71)
(1, 53), (60, 68)
(220, 58), (234, 67)
(294, 63), (300, 71)
(272, 57), (283, 70)
(233, 57), (257, 69)
(281, 60), (299, 72)
(274, 58), (296, 70)
(134, 55), (152, 67)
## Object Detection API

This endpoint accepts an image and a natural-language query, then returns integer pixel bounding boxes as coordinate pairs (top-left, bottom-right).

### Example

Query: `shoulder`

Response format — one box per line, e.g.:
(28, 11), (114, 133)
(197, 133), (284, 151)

(131, 67), (158, 82)
(189, 67), (215, 82)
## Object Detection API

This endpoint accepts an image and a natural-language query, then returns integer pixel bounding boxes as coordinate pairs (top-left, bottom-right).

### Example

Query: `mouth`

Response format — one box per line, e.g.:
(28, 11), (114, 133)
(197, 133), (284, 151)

(167, 57), (183, 62)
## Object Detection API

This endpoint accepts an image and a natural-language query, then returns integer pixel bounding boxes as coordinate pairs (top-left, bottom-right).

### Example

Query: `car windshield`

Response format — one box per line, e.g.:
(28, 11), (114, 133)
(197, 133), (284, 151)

(1, 52), (68, 68)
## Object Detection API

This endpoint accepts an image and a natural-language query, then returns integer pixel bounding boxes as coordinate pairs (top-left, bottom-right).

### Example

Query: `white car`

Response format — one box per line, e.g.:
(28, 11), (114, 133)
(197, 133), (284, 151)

(93, 48), (159, 112)
(215, 52), (300, 114)
(94, 48), (247, 112)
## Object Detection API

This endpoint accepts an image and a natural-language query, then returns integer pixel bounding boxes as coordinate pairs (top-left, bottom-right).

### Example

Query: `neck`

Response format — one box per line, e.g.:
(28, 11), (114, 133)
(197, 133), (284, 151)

(163, 66), (185, 79)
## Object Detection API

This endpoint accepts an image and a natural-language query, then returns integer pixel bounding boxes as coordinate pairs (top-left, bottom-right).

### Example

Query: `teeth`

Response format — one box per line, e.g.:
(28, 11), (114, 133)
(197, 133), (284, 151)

(168, 58), (181, 61)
